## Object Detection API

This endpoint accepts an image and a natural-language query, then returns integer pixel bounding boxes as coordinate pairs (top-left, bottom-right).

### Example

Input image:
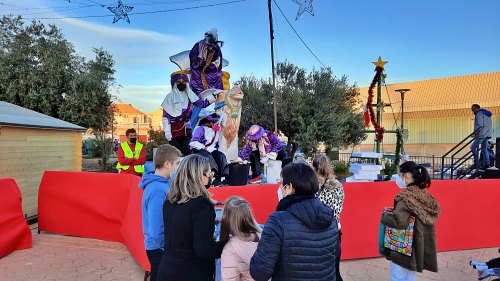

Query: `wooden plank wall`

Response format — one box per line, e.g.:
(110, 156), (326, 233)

(0, 126), (82, 217)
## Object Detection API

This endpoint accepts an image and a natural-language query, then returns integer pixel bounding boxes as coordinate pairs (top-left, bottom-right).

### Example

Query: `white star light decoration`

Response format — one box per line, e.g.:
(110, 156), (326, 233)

(107, 1), (134, 24)
(293, 0), (314, 20)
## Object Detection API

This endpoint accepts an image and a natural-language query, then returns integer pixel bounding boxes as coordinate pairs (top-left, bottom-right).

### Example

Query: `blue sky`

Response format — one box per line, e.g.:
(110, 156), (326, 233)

(1, 0), (499, 112)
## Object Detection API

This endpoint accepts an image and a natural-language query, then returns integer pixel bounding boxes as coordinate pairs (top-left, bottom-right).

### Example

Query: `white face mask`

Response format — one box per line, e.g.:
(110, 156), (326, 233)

(169, 164), (180, 180)
(396, 176), (407, 189)
(277, 185), (284, 201)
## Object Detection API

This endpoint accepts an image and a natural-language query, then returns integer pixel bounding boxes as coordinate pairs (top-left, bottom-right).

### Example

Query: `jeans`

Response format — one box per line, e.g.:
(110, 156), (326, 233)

(471, 138), (490, 168)
(391, 262), (416, 281)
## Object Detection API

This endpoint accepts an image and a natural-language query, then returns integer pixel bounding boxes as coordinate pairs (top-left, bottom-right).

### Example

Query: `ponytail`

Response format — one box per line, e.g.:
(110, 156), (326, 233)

(399, 161), (431, 189)
(415, 165), (431, 188)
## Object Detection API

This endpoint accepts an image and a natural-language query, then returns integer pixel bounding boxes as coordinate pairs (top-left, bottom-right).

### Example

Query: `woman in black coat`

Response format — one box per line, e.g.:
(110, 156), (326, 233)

(157, 155), (222, 281)
(250, 163), (340, 281)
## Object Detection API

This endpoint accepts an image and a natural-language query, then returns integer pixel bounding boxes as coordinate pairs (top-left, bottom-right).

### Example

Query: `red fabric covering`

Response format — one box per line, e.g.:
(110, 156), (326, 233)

(210, 184), (279, 224)
(210, 180), (500, 260)
(0, 178), (32, 257)
(37, 171), (500, 269)
(38, 171), (150, 271)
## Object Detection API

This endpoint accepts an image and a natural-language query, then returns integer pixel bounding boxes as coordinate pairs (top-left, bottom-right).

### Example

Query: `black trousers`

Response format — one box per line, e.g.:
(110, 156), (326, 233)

(249, 149), (288, 178)
(169, 129), (192, 156)
(487, 257), (500, 268)
(146, 249), (164, 281)
(336, 230), (343, 281)
(192, 149), (228, 180)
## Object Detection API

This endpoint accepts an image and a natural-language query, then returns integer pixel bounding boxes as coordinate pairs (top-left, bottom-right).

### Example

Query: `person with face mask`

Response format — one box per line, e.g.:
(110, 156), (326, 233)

(238, 125), (288, 182)
(157, 155), (223, 281)
(116, 128), (146, 176)
(138, 144), (181, 281)
(161, 71), (219, 156)
(381, 161), (441, 281)
(250, 163), (339, 281)
(189, 113), (228, 186)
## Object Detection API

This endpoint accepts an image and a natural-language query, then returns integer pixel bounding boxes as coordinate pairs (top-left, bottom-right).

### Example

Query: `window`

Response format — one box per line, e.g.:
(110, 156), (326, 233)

(133, 117), (138, 124)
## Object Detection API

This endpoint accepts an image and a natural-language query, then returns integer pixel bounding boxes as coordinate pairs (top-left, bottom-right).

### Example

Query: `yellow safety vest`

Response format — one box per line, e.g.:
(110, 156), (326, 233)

(116, 142), (145, 173)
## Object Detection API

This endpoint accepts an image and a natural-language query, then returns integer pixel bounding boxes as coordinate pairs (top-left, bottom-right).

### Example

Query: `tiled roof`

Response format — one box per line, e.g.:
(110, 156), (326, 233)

(114, 104), (145, 115)
(358, 72), (500, 118)
(0, 101), (85, 131)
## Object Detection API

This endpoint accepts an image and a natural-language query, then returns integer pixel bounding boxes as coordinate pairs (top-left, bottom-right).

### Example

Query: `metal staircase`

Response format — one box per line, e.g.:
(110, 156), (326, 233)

(440, 129), (480, 180)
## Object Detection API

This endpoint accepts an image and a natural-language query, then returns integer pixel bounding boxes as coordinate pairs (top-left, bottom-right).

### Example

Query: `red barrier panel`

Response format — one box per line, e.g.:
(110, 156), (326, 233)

(120, 182), (150, 271)
(38, 171), (149, 270)
(211, 180), (500, 260)
(210, 184), (279, 224)
(37, 171), (500, 268)
(0, 178), (32, 257)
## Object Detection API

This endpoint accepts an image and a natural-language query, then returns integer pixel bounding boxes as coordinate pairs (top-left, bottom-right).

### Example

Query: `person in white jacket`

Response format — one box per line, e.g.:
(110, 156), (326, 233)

(161, 71), (219, 155)
(220, 196), (262, 281)
(189, 113), (228, 186)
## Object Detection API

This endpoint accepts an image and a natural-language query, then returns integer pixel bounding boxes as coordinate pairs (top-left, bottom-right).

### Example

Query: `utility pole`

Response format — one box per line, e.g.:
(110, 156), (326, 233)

(268, 0), (278, 133)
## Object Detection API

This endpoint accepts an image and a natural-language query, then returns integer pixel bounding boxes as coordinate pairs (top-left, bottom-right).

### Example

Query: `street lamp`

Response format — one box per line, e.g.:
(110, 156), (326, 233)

(394, 89), (410, 132)
(136, 106), (144, 139)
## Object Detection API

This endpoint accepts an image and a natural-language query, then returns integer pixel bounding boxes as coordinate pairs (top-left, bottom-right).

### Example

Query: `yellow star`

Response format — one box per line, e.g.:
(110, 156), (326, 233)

(372, 56), (388, 69)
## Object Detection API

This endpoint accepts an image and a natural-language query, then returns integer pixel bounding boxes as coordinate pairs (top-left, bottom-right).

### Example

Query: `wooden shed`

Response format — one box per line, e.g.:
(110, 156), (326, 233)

(0, 101), (85, 218)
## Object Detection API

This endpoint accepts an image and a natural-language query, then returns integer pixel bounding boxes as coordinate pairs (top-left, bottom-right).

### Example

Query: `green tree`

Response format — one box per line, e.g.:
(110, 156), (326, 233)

(145, 127), (169, 161)
(0, 15), (116, 132)
(239, 62), (366, 156)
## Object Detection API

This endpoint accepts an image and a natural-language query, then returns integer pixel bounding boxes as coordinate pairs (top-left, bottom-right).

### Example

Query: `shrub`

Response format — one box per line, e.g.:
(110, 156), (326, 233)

(333, 161), (351, 180)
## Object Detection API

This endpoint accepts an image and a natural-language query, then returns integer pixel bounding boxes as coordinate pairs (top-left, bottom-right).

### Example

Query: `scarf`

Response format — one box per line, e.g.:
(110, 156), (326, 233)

(161, 84), (199, 117)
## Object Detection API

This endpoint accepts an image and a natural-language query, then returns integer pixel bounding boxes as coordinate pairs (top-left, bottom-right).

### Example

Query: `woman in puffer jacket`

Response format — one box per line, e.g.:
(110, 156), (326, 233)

(250, 163), (339, 281)
(313, 154), (345, 281)
(220, 196), (262, 281)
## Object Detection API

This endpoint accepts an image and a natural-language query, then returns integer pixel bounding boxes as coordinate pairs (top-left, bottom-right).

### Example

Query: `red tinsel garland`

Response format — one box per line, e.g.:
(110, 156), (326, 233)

(366, 67), (385, 142)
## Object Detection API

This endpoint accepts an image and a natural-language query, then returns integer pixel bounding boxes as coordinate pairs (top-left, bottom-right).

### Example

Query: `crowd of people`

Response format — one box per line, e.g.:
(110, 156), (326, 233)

(136, 143), (441, 281)
(114, 29), (446, 281)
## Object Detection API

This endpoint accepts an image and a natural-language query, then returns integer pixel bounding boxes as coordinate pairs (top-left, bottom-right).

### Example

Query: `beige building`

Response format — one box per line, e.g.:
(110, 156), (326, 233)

(146, 108), (164, 131)
(349, 72), (500, 157)
(0, 101), (85, 218)
(111, 104), (150, 143)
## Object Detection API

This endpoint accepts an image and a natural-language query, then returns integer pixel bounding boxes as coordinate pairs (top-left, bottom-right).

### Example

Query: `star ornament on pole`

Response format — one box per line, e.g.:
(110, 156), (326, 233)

(372, 56), (388, 70)
(293, 0), (314, 20)
(108, 0), (134, 24)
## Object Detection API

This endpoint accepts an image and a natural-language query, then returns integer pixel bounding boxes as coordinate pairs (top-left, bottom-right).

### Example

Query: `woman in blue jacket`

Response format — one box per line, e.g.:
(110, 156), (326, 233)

(250, 163), (340, 281)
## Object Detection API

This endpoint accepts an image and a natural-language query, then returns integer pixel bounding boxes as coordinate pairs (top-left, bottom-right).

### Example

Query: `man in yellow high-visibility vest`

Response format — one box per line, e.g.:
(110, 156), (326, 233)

(116, 128), (146, 176)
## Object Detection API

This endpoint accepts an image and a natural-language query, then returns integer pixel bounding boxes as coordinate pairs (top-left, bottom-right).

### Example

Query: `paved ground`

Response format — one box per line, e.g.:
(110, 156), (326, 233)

(1, 227), (498, 281)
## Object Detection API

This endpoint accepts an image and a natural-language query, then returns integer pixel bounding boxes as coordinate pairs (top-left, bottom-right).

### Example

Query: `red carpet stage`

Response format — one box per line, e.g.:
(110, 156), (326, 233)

(35, 171), (500, 270)
(0, 178), (32, 258)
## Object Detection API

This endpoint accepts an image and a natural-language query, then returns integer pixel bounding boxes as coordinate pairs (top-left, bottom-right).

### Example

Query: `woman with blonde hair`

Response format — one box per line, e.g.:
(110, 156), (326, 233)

(156, 154), (222, 281)
(220, 196), (262, 281)
(312, 154), (345, 281)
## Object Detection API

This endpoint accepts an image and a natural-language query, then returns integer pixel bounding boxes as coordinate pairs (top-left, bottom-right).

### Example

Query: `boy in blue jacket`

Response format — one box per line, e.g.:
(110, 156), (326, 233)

(139, 144), (181, 281)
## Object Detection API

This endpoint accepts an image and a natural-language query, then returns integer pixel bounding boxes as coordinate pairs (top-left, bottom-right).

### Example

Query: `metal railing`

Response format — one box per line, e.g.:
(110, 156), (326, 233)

(336, 153), (471, 179)
(440, 129), (479, 180)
